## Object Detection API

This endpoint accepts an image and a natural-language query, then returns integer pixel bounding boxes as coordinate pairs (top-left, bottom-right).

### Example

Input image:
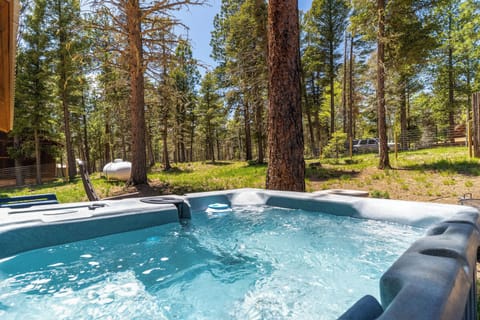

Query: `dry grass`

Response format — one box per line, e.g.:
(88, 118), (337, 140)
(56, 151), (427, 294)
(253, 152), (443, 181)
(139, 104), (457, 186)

(1, 145), (479, 205)
(308, 146), (480, 205)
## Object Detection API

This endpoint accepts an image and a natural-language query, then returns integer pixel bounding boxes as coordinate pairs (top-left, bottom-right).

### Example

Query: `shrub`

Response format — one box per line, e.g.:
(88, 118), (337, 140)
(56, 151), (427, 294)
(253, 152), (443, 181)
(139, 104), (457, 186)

(322, 131), (347, 160)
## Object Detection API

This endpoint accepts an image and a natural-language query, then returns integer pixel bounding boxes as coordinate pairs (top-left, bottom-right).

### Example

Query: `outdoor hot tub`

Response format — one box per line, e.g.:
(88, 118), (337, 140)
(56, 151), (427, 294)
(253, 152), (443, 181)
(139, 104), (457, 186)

(0, 189), (478, 319)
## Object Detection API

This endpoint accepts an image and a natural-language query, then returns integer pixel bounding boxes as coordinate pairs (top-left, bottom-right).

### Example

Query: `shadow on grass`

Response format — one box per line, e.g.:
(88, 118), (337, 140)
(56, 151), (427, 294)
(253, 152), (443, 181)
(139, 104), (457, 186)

(306, 167), (360, 182)
(402, 159), (480, 176)
(204, 161), (233, 166)
(151, 167), (193, 175)
(127, 182), (208, 197)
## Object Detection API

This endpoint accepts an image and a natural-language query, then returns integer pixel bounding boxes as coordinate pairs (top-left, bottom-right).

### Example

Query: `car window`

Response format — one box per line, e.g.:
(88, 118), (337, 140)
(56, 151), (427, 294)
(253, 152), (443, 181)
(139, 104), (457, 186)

(368, 139), (376, 144)
(360, 139), (368, 145)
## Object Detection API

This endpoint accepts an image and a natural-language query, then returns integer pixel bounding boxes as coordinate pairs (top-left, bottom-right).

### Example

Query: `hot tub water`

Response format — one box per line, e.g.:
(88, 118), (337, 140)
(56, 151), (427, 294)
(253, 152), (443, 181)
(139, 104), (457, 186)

(0, 206), (425, 319)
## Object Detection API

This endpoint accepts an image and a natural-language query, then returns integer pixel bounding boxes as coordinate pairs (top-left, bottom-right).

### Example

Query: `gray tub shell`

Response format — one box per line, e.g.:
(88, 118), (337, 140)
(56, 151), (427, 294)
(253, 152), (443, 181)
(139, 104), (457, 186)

(0, 188), (478, 319)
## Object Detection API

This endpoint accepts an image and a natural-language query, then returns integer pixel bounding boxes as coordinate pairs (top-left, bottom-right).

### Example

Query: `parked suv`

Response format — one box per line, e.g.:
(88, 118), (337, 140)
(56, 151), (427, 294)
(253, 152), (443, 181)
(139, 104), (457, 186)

(352, 138), (380, 154)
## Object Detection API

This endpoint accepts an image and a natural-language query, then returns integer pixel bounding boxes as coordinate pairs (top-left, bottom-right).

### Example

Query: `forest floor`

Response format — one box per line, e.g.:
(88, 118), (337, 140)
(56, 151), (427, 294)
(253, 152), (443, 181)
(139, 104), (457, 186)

(1, 145), (479, 205)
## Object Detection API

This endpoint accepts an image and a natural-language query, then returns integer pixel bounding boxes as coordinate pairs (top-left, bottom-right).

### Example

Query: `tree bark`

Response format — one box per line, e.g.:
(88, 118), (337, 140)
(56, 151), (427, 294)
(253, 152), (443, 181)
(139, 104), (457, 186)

(348, 34), (354, 144)
(255, 96), (264, 164)
(162, 112), (171, 170)
(104, 122), (111, 165)
(62, 90), (77, 180)
(244, 102), (252, 161)
(301, 67), (316, 157)
(82, 113), (91, 173)
(342, 32), (347, 134)
(329, 41), (335, 137)
(56, 0), (77, 181)
(34, 128), (42, 185)
(448, 45), (455, 143)
(399, 77), (408, 150)
(14, 135), (24, 186)
(126, 0), (148, 184)
(266, 0), (305, 192)
(377, 0), (391, 169)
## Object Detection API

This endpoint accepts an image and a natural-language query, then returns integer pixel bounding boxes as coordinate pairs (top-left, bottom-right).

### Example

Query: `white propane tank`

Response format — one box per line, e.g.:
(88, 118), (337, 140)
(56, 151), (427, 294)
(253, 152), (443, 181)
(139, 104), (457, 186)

(102, 159), (132, 181)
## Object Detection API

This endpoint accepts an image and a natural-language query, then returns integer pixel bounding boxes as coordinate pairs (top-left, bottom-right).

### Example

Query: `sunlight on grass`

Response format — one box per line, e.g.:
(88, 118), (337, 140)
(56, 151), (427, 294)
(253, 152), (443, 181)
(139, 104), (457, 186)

(1, 146), (479, 203)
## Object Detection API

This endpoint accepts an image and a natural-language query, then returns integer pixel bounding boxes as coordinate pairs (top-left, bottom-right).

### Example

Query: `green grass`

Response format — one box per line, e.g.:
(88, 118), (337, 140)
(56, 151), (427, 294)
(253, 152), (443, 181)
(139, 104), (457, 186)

(148, 161), (267, 193)
(0, 145), (478, 203)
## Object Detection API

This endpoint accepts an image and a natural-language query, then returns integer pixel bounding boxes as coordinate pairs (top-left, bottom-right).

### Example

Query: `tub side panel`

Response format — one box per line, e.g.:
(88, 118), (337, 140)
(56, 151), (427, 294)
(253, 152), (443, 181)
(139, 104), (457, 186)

(0, 207), (179, 259)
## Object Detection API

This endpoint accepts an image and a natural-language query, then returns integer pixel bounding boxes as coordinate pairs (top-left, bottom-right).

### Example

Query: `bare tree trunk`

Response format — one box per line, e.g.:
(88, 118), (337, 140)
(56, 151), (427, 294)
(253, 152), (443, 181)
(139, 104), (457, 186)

(216, 130), (221, 161)
(342, 32), (347, 134)
(104, 121), (111, 165)
(56, 1), (77, 181)
(162, 112), (171, 170)
(301, 67), (316, 157)
(329, 42), (335, 137)
(126, 0), (147, 184)
(377, 0), (390, 169)
(146, 124), (155, 167)
(189, 116), (195, 162)
(62, 97), (76, 180)
(244, 102), (252, 161)
(348, 34), (354, 145)
(399, 77), (408, 150)
(34, 128), (42, 184)
(255, 97), (264, 164)
(266, 0), (305, 192)
(448, 45), (455, 143)
(82, 113), (91, 172)
(14, 135), (24, 186)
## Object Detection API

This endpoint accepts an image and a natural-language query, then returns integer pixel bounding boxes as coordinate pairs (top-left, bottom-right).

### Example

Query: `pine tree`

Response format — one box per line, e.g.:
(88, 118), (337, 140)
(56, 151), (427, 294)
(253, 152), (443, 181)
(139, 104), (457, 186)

(13, 0), (53, 185)
(90, 0), (204, 184)
(47, 0), (86, 180)
(197, 72), (225, 163)
(226, 0), (268, 163)
(304, 0), (349, 137)
(266, 0), (305, 191)
(171, 40), (200, 163)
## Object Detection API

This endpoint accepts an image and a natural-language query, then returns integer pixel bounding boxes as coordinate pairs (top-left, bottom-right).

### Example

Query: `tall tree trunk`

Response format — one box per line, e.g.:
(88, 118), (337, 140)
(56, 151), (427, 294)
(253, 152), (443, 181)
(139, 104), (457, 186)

(301, 67), (316, 157)
(34, 128), (42, 185)
(56, 0), (76, 181)
(448, 45), (455, 143)
(348, 34), (354, 145)
(329, 43), (335, 137)
(314, 111), (321, 156)
(399, 77), (408, 151)
(126, 0), (147, 185)
(342, 32), (348, 134)
(62, 95), (76, 180)
(210, 129), (215, 164)
(162, 112), (171, 170)
(255, 98), (264, 164)
(82, 113), (90, 173)
(216, 130), (221, 161)
(14, 135), (24, 186)
(244, 102), (252, 161)
(104, 122), (111, 165)
(189, 115), (195, 162)
(146, 124), (155, 167)
(377, 0), (390, 169)
(266, 0), (305, 192)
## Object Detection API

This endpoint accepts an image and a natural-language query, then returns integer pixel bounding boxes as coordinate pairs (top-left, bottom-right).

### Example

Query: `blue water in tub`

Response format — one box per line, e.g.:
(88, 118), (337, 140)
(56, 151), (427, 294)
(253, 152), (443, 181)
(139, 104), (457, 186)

(0, 206), (424, 319)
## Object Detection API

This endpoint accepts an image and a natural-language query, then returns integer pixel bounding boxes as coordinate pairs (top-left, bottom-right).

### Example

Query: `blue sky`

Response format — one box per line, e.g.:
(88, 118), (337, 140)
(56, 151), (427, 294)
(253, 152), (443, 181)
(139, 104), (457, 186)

(177, 0), (314, 73)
